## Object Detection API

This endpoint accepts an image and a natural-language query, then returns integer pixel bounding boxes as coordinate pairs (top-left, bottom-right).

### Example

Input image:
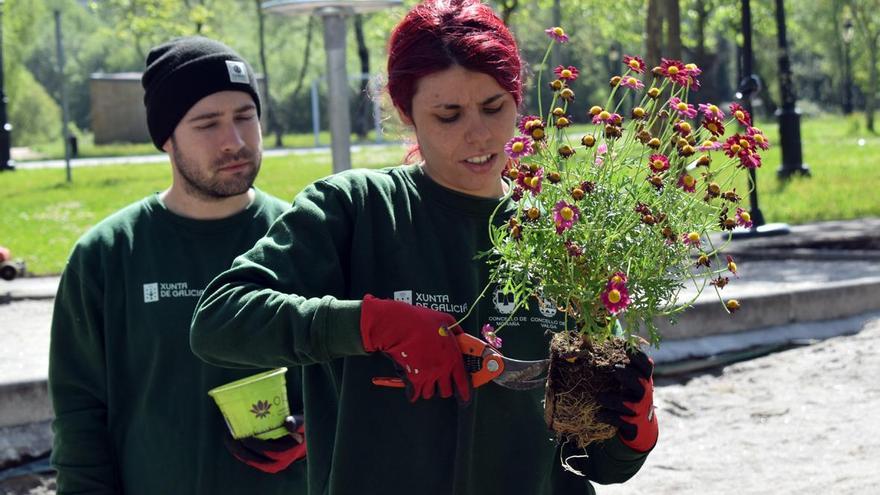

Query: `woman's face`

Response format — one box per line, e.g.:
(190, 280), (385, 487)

(400, 65), (517, 198)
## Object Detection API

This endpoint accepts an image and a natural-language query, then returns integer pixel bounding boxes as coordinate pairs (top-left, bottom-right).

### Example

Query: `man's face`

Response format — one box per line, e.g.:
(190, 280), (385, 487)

(164, 91), (262, 199)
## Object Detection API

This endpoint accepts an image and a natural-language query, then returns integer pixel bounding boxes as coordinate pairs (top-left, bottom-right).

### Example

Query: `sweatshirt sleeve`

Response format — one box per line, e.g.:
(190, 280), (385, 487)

(48, 258), (120, 494)
(191, 179), (368, 369)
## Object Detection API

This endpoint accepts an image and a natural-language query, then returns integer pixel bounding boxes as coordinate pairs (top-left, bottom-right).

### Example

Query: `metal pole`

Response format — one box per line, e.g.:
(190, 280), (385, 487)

(319, 8), (351, 173)
(731, 0), (789, 239)
(842, 18), (854, 115)
(54, 10), (72, 182)
(0, 0), (14, 172)
(311, 78), (320, 147)
(739, 0), (765, 228)
(774, 0), (809, 179)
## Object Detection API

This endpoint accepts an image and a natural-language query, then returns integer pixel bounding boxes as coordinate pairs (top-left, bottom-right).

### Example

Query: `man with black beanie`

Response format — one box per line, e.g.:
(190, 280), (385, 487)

(48, 36), (307, 493)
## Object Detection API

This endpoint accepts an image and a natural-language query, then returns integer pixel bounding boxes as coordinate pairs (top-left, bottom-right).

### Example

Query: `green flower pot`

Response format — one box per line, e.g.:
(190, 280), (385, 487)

(208, 367), (290, 440)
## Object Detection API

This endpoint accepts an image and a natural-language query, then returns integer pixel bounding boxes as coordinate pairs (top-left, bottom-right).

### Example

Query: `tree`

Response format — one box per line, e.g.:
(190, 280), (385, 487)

(849, 0), (880, 131)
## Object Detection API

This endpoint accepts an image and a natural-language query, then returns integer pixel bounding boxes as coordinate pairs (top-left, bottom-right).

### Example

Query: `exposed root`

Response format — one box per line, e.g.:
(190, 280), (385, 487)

(545, 331), (629, 449)
(559, 437), (589, 477)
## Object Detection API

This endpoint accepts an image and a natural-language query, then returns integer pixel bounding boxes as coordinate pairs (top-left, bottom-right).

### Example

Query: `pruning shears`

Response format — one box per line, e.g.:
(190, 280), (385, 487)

(372, 332), (549, 390)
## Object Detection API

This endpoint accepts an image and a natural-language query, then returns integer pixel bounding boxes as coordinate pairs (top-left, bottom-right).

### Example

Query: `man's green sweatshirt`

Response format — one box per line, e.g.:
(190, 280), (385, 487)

(192, 166), (649, 494)
(49, 190), (307, 494)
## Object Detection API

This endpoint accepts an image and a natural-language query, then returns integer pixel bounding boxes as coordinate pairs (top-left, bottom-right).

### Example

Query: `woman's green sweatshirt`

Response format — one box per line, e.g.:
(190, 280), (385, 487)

(191, 166), (649, 494)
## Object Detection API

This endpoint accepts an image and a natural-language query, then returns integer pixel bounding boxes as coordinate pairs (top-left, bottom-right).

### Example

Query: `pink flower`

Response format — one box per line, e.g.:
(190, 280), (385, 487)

(701, 117), (725, 137)
(622, 55), (646, 74)
(518, 115), (544, 135)
(601, 272), (631, 315)
(553, 201), (580, 234)
(659, 58), (690, 86)
(699, 103), (725, 120)
(735, 207), (753, 229)
(677, 174), (697, 193)
(729, 103), (752, 126)
(504, 136), (534, 159)
(620, 75), (644, 90)
(682, 231), (702, 248)
(723, 134), (753, 158)
(545, 26), (569, 43)
(481, 323), (502, 348)
(595, 142), (608, 166)
(564, 240), (583, 257)
(554, 65), (579, 81)
(738, 151), (762, 169)
(669, 97), (697, 118)
(747, 127), (770, 150)
(726, 255), (739, 277)
(591, 111), (621, 125)
(698, 139), (722, 151)
(516, 168), (544, 196)
(683, 62), (702, 90)
(648, 153), (670, 173)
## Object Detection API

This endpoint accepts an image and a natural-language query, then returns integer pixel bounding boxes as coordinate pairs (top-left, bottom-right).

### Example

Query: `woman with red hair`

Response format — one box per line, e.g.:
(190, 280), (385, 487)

(192, 1), (655, 492)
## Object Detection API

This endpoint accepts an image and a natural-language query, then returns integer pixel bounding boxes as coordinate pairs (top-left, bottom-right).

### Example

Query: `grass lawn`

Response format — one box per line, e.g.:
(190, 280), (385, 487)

(25, 130), (394, 161)
(0, 145), (407, 275)
(1, 114), (878, 275)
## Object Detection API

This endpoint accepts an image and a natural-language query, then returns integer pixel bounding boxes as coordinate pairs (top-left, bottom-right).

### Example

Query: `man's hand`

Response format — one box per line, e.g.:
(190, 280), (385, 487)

(596, 349), (658, 452)
(360, 295), (472, 404)
(224, 415), (306, 473)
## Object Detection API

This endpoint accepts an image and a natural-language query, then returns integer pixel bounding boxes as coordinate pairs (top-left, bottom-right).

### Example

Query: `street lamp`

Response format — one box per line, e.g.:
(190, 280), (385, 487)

(774, 0), (809, 180)
(732, 0), (789, 239)
(0, 0), (15, 172)
(262, 0), (402, 174)
(842, 17), (854, 115)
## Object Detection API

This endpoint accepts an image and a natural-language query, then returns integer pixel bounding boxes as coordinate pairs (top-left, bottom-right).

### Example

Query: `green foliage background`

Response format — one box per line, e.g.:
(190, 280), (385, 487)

(3, 0), (880, 147)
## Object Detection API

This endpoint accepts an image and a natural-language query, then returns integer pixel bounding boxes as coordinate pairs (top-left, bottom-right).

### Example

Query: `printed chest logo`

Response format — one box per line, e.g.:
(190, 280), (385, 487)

(142, 282), (203, 303)
(393, 290), (469, 314)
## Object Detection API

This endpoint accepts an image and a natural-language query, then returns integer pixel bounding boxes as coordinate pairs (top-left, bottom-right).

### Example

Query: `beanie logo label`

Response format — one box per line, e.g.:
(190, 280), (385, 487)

(225, 60), (249, 84)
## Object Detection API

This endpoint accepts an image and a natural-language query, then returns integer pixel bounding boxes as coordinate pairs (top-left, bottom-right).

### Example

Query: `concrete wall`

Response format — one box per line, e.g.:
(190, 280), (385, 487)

(89, 73), (267, 145)
(89, 73), (149, 145)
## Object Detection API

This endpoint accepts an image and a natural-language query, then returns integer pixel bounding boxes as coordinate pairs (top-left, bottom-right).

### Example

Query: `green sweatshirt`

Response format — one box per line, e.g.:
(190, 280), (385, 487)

(49, 190), (307, 494)
(191, 166), (649, 495)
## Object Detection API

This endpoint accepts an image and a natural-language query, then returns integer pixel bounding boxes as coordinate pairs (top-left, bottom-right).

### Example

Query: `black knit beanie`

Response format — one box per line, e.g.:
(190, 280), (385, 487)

(142, 36), (261, 150)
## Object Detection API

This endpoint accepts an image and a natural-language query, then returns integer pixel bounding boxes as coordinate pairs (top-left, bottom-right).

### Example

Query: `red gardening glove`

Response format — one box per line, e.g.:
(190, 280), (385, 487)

(360, 295), (472, 404)
(224, 415), (306, 473)
(596, 349), (659, 452)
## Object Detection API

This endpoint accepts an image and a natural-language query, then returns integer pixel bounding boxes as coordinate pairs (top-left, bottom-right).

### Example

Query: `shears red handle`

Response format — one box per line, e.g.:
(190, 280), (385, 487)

(372, 332), (547, 390)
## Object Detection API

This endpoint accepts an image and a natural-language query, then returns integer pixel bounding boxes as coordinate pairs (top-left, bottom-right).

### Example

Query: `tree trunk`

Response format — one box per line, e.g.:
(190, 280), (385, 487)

(664, 0), (682, 60)
(353, 14), (371, 140)
(868, 41), (877, 132)
(646, 0), (662, 67)
(289, 16), (315, 110)
(499, 0), (519, 26)
(255, 0), (281, 148)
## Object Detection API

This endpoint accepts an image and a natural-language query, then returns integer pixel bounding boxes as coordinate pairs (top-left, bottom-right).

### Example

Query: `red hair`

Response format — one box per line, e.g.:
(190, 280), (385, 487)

(387, 0), (523, 120)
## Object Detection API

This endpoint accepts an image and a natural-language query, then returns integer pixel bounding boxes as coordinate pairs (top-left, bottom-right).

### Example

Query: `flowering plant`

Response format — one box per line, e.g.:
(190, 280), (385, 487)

(481, 26), (766, 350)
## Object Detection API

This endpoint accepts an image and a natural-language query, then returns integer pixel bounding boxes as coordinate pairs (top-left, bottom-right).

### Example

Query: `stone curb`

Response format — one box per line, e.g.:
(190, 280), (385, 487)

(654, 277), (880, 340)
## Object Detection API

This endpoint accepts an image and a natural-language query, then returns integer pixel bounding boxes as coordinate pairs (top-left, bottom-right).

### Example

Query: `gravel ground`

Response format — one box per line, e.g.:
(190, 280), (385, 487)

(602, 316), (880, 495)
(2, 301), (877, 494)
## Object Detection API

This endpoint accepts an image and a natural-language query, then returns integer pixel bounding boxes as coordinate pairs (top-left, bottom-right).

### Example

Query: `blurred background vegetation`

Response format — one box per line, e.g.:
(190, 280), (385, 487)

(3, 0), (879, 154)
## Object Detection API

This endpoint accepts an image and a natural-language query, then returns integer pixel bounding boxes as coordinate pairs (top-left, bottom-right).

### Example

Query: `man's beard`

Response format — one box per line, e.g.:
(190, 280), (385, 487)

(172, 138), (261, 200)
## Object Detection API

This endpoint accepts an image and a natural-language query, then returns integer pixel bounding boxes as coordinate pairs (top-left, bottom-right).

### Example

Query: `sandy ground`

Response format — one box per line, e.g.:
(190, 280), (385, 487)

(1, 301), (878, 494)
(602, 316), (880, 495)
